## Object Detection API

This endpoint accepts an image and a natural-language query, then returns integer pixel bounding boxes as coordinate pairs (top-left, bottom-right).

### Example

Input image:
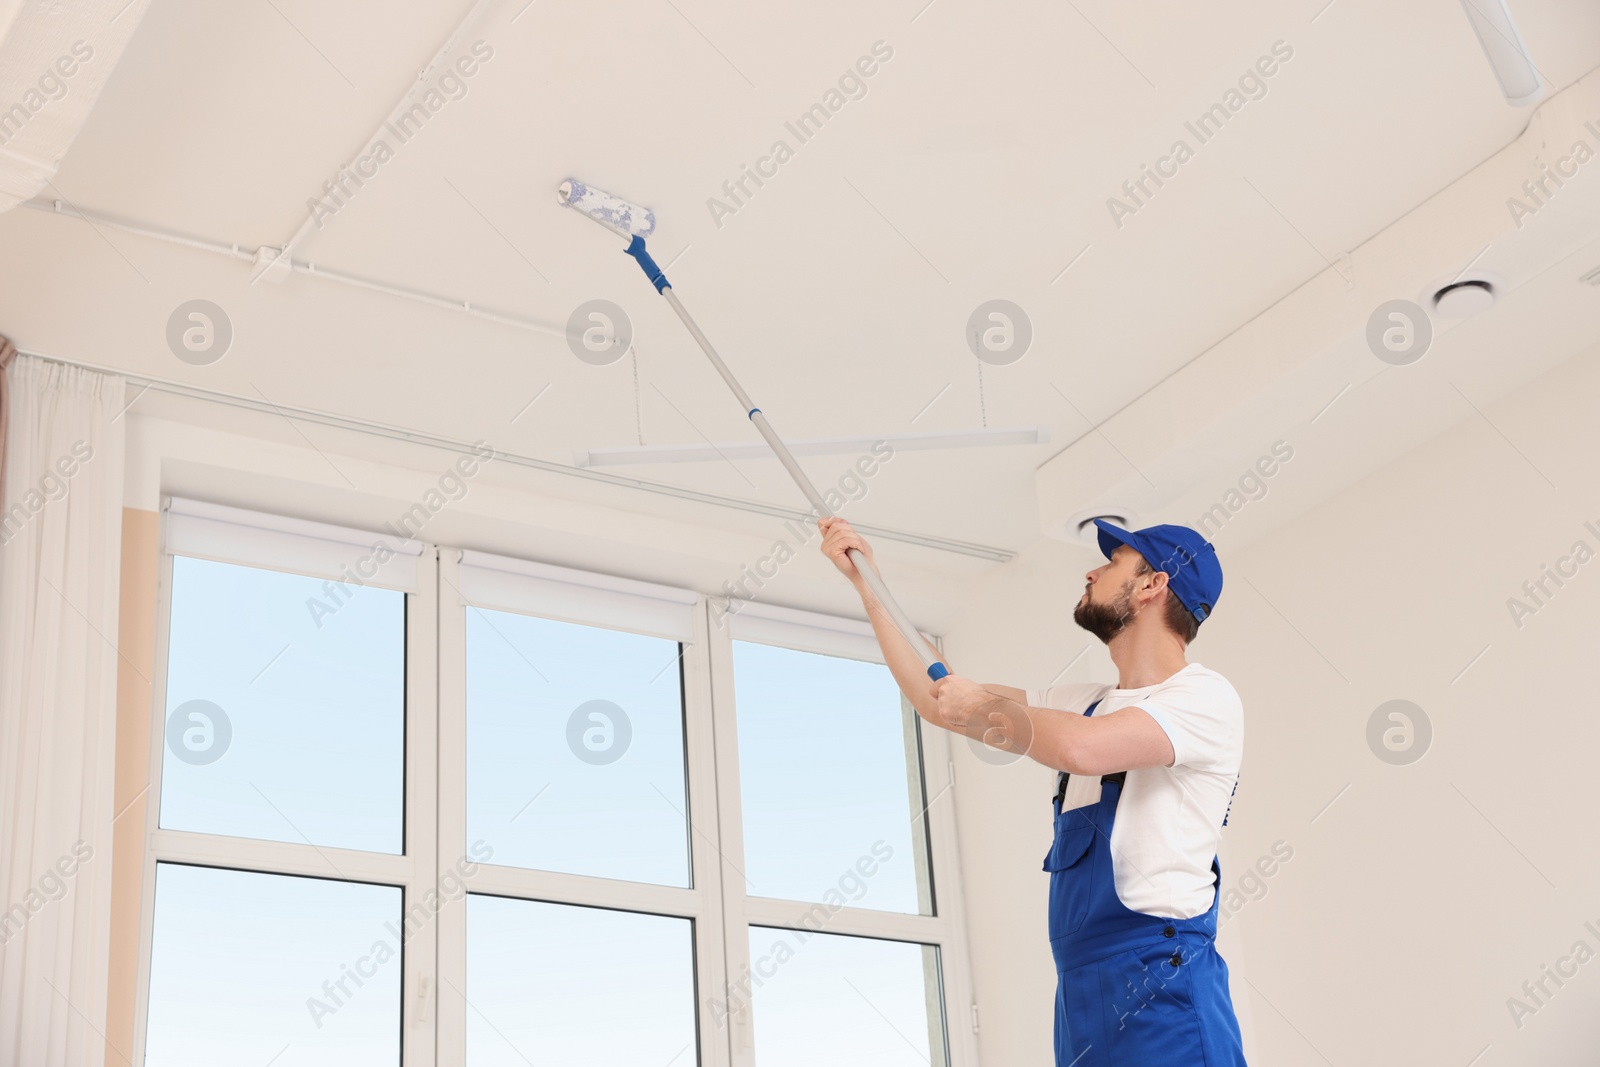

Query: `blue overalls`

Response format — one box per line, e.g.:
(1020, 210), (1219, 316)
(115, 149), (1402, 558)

(1045, 701), (1247, 1066)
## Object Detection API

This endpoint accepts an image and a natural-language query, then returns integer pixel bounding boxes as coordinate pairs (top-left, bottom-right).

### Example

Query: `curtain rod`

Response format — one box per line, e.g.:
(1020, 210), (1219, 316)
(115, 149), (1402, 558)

(14, 347), (1016, 563)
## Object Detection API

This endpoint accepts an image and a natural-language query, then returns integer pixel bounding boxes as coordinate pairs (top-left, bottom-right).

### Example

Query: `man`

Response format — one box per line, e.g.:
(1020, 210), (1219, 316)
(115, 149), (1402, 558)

(820, 515), (1247, 1066)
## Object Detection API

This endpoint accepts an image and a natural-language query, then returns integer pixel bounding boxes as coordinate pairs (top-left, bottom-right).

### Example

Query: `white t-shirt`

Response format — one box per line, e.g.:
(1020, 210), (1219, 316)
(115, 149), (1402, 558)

(1027, 662), (1243, 920)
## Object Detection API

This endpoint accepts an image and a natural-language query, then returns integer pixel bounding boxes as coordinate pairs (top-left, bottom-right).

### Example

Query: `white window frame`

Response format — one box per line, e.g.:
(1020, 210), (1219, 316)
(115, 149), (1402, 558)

(132, 504), (978, 1067)
(132, 499), (440, 1067)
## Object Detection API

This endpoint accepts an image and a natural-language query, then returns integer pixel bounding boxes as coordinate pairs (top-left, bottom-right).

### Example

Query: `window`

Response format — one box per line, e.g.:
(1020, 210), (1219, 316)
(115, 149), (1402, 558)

(731, 639), (932, 915)
(140, 499), (433, 1067)
(465, 897), (697, 1065)
(464, 608), (690, 886)
(160, 555), (406, 853)
(745, 927), (947, 1067)
(136, 501), (976, 1066)
(145, 866), (403, 1066)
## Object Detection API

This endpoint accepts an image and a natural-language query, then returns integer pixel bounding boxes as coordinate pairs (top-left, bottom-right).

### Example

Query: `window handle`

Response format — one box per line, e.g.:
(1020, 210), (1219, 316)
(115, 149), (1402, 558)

(414, 975), (431, 1025)
(736, 1004), (753, 1050)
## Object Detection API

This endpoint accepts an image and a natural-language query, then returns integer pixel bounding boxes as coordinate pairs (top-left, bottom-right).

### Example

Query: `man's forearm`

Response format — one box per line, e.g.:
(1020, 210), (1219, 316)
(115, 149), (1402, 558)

(851, 577), (1054, 753)
(975, 696), (1080, 771)
(851, 573), (959, 731)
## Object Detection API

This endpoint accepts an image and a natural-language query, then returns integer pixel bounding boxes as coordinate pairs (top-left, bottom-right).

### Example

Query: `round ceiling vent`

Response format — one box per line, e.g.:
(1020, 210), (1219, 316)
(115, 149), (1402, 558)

(1419, 271), (1504, 320)
(1071, 512), (1130, 546)
(1432, 279), (1496, 318)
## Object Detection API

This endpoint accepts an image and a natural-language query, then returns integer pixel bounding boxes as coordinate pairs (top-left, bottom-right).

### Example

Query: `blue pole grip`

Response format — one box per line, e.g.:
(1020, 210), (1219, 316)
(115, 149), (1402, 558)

(927, 662), (950, 681)
(624, 235), (670, 292)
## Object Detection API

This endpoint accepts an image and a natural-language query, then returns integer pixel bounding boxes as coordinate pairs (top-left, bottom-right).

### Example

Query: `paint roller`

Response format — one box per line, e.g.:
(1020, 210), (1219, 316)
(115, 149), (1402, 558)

(557, 178), (950, 682)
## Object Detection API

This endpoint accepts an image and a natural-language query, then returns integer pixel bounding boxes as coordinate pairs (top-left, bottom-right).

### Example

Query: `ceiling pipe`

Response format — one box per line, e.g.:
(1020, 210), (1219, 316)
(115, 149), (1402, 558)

(20, 197), (566, 338)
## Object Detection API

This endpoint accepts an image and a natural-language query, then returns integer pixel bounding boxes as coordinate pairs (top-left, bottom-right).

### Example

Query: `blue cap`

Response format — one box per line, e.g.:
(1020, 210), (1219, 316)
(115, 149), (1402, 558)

(1092, 520), (1223, 623)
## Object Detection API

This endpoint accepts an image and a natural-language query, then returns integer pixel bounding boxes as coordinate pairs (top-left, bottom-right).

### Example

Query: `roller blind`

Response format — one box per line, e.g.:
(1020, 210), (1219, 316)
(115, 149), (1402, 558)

(163, 497), (425, 594)
(724, 598), (934, 663)
(456, 549), (696, 642)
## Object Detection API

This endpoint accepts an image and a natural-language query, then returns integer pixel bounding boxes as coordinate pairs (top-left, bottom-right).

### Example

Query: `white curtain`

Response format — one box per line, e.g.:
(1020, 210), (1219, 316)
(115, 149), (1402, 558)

(0, 355), (126, 1067)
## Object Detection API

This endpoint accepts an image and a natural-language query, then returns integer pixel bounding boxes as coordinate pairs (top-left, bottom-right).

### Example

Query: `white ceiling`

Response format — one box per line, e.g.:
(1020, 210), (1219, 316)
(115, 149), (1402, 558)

(3, 0), (1599, 563)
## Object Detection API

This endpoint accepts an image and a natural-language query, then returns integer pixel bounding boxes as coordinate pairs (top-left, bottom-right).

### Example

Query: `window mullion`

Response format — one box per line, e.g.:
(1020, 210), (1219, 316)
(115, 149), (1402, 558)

(704, 597), (758, 1067)
(405, 545), (441, 1067)
(434, 548), (469, 1063)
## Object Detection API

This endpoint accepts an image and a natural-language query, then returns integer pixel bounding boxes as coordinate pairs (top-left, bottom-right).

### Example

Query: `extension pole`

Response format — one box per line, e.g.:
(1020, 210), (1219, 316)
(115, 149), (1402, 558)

(655, 285), (949, 680)
(557, 180), (947, 680)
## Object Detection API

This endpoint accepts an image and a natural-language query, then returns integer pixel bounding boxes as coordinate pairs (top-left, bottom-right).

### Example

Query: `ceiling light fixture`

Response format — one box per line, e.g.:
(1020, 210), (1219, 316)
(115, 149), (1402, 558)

(1459, 0), (1542, 106)
(574, 426), (1051, 468)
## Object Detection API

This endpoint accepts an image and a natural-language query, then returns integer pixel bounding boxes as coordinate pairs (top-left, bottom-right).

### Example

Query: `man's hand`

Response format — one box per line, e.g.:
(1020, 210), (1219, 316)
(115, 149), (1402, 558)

(818, 516), (876, 584)
(931, 674), (995, 728)
(934, 675), (1037, 755)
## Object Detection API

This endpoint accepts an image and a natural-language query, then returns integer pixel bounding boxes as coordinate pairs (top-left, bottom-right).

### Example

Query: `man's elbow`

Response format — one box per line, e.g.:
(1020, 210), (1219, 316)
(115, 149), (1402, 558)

(1055, 737), (1093, 776)
(911, 697), (956, 734)
(1056, 737), (1119, 777)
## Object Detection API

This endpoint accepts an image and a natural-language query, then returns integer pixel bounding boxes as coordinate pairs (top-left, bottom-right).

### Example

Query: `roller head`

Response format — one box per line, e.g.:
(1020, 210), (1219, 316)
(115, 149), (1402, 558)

(557, 178), (656, 237)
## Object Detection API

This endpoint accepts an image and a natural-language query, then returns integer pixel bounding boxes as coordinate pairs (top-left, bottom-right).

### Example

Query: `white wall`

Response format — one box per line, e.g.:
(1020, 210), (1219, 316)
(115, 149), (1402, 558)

(944, 339), (1600, 1064)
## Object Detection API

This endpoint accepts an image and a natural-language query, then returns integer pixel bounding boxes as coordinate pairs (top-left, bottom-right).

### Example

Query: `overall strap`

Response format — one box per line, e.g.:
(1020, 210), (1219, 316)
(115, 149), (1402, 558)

(1053, 698), (1104, 806)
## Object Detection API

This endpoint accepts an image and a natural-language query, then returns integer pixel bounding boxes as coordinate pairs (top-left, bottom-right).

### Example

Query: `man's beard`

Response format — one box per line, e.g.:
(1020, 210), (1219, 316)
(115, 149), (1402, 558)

(1073, 580), (1137, 643)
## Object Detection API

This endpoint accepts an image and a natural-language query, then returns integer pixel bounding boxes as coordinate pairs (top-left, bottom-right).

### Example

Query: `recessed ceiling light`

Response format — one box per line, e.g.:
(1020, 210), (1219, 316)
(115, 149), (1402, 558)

(1459, 0), (1542, 106)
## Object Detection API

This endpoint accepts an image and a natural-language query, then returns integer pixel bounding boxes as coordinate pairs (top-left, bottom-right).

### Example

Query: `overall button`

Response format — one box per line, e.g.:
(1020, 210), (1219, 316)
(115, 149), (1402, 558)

(1163, 925), (1175, 938)
(1169, 953), (1183, 967)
